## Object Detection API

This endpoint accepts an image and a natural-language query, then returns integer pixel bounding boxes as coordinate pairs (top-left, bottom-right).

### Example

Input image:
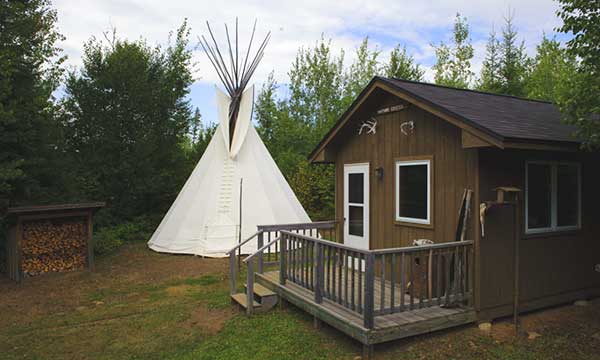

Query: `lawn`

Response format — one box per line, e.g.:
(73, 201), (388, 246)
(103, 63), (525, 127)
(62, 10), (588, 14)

(1, 243), (599, 359)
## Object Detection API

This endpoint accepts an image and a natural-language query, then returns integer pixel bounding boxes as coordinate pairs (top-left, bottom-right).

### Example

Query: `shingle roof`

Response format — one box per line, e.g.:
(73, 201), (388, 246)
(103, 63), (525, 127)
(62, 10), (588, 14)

(379, 77), (579, 143)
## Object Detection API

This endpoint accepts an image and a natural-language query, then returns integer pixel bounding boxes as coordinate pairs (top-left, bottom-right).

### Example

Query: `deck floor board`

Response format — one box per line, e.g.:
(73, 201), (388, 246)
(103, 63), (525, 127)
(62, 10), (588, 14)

(258, 270), (475, 344)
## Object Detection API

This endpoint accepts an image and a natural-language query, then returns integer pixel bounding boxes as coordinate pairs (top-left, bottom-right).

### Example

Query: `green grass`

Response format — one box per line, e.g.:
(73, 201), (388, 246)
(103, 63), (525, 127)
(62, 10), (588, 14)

(2, 243), (600, 360)
(172, 310), (356, 360)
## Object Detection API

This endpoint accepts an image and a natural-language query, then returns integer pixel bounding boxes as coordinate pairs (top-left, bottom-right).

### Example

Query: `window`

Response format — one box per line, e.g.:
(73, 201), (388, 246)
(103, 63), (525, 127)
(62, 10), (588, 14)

(396, 159), (431, 224)
(526, 162), (581, 234)
(348, 173), (365, 236)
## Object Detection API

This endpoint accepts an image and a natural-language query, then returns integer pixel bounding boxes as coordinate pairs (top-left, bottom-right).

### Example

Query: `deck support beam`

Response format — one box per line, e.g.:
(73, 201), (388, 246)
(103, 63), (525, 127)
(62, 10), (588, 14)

(362, 344), (374, 359)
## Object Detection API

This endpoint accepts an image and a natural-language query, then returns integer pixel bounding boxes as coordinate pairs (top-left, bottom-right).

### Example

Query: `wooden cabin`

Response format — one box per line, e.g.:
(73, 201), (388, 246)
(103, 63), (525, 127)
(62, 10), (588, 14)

(229, 77), (600, 358)
(308, 77), (600, 320)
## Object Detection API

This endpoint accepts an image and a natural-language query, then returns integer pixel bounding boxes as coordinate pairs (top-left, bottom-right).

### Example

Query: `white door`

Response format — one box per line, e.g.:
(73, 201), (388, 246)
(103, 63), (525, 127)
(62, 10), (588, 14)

(344, 163), (369, 251)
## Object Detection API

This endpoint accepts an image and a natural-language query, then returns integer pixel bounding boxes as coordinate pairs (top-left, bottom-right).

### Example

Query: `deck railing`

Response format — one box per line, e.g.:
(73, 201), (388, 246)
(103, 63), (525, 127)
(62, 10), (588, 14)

(226, 221), (337, 305)
(279, 231), (474, 329)
(230, 222), (474, 329)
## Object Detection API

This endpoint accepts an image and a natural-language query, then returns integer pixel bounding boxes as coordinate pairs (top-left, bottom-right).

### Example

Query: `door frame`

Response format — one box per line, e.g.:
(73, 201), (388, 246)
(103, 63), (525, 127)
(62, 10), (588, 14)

(343, 162), (370, 250)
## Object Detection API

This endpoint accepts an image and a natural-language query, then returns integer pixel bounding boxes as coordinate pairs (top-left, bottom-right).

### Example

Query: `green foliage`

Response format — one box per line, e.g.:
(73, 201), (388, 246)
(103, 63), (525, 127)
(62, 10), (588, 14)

(60, 22), (196, 220)
(0, 0), (65, 206)
(432, 13), (474, 88)
(477, 28), (503, 93)
(344, 37), (381, 100)
(93, 215), (157, 255)
(556, 0), (600, 148)
(384, 45), (425, 81)
(497, 13), (532, 97)
(525, 36), (578, 102)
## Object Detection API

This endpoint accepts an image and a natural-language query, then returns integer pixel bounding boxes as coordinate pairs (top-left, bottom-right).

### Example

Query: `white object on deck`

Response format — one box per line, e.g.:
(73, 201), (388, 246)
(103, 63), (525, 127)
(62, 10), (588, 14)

(148, 86), (310, 257)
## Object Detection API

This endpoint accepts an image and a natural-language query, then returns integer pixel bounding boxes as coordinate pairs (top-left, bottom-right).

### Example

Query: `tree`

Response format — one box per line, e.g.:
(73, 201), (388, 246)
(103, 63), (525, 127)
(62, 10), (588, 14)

(288, 36), (346, 141)
(344, 37), (380, 101)
(190, 108), (202, 144)
(477, 28), (503, 93)
(525, 36), (578, 102)
(556, 0), (600, 148)
(384, 45), (424, 81)
(0, 0), (65, 206)
(255, 71), (279, 145)
(432, 13), (474, 88)
(60, 22), (195, 219)
(497, 12), (531, 97)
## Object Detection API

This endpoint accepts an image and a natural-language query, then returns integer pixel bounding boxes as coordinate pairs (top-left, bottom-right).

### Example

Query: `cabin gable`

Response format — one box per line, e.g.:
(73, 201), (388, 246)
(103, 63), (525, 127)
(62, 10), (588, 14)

(331, 88), (479, 250)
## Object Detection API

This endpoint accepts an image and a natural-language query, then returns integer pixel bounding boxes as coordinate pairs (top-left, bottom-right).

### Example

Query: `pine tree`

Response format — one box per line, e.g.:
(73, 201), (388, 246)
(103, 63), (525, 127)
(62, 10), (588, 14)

(498, 12), (531, 97)
(384, 45), (424, 81)
(432, 13), (474, 89)
(477, 28), (502, 93)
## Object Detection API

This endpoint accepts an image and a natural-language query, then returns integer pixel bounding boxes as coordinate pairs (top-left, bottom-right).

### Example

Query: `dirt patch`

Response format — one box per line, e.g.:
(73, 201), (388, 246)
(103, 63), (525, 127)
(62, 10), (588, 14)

(490, 301), (600, 343)
(166, 284), (193, 297)
(183, 304), (236, 335)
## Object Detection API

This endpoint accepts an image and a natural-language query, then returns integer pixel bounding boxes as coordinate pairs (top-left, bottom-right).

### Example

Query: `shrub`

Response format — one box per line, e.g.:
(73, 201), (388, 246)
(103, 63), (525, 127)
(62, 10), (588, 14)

(93, 215), (159, 255)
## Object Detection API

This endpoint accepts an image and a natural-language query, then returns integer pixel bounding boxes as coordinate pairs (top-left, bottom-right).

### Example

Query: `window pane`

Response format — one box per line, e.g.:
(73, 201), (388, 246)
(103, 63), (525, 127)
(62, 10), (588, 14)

(557, 165), (579, 227)
(398, 164), (428, 220)
(527, 164), (552, 229)
(348, 173), (364, 204)
(348, 205), (364, 236)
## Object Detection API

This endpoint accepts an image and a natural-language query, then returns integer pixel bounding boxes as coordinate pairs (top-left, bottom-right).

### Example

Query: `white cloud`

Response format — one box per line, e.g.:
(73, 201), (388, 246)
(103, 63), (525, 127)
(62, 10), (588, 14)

(52, 0), (566, 122)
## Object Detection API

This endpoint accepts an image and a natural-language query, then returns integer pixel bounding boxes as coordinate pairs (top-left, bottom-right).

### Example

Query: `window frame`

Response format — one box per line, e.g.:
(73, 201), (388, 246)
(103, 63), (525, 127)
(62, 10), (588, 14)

(525, 161), (582, 234)
(395, 157), (432, 226)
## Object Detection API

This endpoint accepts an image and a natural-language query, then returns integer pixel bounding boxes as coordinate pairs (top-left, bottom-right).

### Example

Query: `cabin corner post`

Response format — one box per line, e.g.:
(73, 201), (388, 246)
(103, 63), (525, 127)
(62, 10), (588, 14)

(314, 242), (324, 304)
(229, 251), (236, 295)
(364, 253), (375, 329)
(257, 231), (264, 274)
(279, 233), (287, 285)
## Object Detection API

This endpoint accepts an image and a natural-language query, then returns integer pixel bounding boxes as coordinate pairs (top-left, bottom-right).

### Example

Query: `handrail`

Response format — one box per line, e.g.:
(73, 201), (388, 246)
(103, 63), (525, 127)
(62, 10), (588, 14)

(279, 230), (371, 255)
(257, 220), (336, 232)
(371, 240), (474, 255)
(226, 230), (261, 255)
(244, 236), (281, 263)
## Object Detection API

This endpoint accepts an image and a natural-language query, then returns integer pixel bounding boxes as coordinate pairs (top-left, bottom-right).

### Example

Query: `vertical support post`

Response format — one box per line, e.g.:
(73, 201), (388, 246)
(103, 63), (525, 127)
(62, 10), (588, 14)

(86, 211), (95, 272)
(279, 233), (287, 285)
(246, 260), (254, 315)
(364, 253), (375, 329)
(230, 251), (237, 295)
(257, 231), (264, 274)
(315, 243), (324, 303)
(513, 196), (522, 332)
(15, 219), (22, 284)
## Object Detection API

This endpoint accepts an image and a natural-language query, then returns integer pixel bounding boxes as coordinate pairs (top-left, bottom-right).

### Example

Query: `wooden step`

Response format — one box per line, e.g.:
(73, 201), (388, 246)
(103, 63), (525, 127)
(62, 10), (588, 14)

(231, 293), (261, 310)
(244, 283), (276, 298)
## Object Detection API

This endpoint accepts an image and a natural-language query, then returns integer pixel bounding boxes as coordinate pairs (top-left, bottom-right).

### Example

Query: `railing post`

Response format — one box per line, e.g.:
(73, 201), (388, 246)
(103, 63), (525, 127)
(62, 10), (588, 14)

(364, 253), (375, 329)
(279, 233), (287, 285)
(257, 231), (264, 274)
(229, 251), (236, 295)
(315, 243), (324, 304)
(247, 260), (254, 315)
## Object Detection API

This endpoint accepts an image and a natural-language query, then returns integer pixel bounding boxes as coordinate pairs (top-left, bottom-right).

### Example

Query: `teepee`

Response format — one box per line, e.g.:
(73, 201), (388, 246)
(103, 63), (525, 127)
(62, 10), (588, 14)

(148, 20), (310, 257)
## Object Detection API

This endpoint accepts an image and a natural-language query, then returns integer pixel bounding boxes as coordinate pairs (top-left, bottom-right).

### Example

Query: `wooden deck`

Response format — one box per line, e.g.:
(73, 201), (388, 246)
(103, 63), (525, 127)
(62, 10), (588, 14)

(257, 270), (476, 345)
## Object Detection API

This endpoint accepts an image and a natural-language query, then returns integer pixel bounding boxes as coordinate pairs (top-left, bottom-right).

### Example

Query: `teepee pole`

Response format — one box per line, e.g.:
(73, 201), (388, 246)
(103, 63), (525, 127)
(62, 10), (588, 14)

(238, 178), (243, 273)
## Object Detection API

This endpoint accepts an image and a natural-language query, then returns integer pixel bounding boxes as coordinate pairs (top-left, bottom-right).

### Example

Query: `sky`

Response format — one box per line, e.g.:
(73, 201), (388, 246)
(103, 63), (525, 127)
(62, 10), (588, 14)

(53, 0), (569, 125)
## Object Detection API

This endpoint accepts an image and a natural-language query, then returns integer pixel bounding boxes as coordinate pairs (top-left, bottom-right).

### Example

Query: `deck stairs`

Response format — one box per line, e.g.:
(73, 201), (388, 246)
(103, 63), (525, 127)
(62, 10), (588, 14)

(231, 283), (278, 313)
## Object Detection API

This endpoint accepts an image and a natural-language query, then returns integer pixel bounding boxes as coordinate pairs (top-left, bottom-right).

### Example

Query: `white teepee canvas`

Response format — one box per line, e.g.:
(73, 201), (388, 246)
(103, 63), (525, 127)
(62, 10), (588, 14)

(148, 85), (311, 257)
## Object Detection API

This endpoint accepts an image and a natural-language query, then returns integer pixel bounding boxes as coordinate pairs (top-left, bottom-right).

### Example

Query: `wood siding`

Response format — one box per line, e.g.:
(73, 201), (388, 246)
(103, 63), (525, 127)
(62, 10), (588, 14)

(333, 91), (479, 250)
(478, 149), (600, 318)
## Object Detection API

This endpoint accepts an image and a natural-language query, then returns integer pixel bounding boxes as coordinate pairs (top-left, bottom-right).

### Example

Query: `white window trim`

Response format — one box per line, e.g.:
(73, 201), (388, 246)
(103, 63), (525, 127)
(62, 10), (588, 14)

(395, 159), (431, 225)
(525, 161), (582, 234)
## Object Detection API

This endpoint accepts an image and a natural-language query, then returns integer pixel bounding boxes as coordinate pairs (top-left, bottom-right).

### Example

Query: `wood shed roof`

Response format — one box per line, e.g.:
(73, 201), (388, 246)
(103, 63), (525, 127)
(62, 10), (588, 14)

(6, 202), (106, 215)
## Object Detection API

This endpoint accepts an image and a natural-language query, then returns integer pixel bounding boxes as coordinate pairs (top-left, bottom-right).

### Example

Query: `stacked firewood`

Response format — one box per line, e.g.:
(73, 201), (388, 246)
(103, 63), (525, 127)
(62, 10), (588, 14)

(21, 220), (87, 276)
